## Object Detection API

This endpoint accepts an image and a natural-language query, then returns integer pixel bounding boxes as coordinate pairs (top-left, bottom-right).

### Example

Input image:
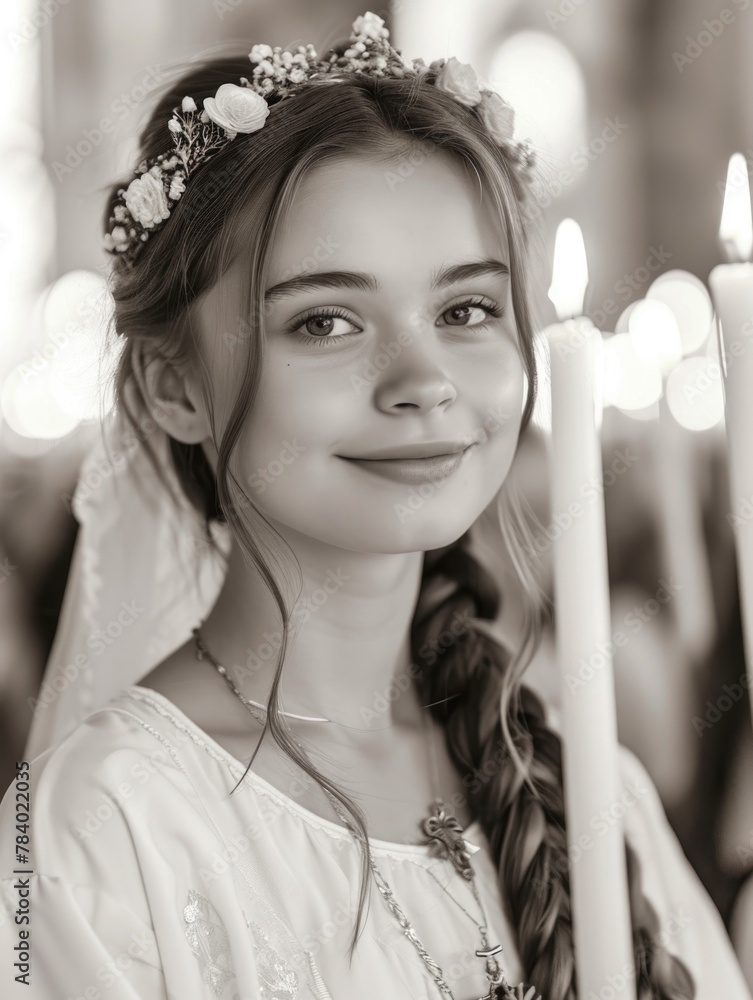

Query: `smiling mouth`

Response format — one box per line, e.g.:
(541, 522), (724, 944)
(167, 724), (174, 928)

(338, 444), (477, 486)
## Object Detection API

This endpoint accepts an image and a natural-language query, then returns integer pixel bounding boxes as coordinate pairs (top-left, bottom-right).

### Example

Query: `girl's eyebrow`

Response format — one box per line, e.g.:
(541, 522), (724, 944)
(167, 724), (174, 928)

(263, 258), (510, 304)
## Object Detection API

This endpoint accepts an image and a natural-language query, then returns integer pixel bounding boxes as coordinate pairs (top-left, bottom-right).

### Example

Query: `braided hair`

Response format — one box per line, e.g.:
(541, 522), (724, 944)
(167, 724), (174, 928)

(410, 500), (696, 997)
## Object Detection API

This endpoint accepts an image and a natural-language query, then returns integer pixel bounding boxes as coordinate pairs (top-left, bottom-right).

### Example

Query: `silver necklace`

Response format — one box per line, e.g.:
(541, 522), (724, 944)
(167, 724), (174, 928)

(191, 625), (541, 1000)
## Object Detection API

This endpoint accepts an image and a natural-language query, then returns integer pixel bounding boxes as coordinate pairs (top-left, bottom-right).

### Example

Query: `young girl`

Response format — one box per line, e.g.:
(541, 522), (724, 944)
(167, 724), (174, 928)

(1, 13), (750, 999)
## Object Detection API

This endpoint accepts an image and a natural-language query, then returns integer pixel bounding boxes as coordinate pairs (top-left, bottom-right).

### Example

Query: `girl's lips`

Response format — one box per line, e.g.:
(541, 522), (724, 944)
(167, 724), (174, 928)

(340, 444), (476, 486)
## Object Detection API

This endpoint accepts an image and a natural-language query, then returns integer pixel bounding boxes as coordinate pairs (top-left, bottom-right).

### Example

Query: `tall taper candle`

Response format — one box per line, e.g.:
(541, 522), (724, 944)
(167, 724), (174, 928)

(546, 219), (636, 997)
(708, 152), (753, 720)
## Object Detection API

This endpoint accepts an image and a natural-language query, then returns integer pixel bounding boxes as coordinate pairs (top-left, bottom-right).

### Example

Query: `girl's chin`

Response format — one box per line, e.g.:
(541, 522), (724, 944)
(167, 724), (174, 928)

(349, 512), (482, 554)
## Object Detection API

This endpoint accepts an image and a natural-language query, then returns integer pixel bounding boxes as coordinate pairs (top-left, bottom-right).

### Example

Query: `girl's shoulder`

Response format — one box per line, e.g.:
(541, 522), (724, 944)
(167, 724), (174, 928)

(0, 689), (264, 999)
(1, 686), (246, 886)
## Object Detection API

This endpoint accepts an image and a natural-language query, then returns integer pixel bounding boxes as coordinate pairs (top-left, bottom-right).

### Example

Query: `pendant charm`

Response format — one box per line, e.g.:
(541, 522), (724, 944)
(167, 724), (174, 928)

(475, 943), (504, 959)
(481, 983), (541, 1000)
(419, 798), (474, 881)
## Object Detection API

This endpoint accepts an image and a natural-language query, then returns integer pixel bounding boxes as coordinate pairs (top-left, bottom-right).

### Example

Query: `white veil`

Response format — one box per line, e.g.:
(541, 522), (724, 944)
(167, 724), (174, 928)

(24, 406), (232, 760)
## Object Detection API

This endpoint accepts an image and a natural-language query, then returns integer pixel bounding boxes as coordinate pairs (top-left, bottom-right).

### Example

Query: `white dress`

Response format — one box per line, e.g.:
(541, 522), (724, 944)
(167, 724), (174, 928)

(0, 685), (750, 999)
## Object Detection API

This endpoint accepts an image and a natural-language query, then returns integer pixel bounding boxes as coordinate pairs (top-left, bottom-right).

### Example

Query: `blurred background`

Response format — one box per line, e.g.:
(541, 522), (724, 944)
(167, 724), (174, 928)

(1, 0), (753, 983)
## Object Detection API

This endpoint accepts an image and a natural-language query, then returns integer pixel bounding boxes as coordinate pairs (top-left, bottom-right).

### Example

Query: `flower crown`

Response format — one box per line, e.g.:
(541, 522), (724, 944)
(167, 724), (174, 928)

(104, 11), (535, 266)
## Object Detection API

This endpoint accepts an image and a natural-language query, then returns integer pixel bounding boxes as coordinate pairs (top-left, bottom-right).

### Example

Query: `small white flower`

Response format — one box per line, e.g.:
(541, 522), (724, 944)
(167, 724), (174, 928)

(123, 171), (170, 228)
(104, 224), (129, 252)
(249, 43), (274, 63)
(434, 56), (481, 107)
(478, 88), (515, 144)
(181, 96), (197, 113)
(203, 82), (270, 135)
(168, 118), (182, 134)
(352, 12), (387, 41)
(288, 68), (306, 84)
(113, 205), (127, 222)
(169, 173), (186, 200)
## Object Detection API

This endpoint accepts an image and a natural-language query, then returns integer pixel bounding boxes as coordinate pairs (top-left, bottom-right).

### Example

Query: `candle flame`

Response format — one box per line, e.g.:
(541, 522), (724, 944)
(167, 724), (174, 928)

(548, 218), (589, 320)
(719, 153), (753, 262)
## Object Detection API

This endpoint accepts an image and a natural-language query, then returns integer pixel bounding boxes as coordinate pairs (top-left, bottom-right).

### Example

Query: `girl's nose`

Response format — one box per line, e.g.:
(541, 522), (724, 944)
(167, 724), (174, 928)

(372, 341), (458, 414)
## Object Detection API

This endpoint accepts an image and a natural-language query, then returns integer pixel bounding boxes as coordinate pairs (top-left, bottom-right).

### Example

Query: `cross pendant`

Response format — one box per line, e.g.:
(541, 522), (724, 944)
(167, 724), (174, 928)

(419, 799), (474, 881)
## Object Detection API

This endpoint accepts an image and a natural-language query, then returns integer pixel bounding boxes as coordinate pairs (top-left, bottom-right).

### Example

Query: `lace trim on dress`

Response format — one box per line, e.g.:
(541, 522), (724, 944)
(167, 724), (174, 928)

(183, 889), (237, 997)
(182, 889), (338, 999)
(120, 685), (483, 862)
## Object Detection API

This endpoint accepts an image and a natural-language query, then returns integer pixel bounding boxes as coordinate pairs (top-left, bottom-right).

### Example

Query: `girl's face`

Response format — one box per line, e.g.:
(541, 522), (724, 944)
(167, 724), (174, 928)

(199, 151), (526, 554)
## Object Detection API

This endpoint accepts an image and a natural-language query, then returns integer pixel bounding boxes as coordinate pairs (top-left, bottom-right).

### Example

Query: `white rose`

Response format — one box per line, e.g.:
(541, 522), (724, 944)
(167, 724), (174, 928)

(434, 56), (481, 107)
(123, 171), (170, 229)
(202, 82), (270, 135)
(478, 89), (515, 144)
(352, 12), (387, 41)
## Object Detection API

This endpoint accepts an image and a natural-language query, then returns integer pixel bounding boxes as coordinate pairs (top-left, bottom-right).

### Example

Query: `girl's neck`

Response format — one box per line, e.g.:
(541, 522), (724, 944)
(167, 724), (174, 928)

(200, 531), (429, 733)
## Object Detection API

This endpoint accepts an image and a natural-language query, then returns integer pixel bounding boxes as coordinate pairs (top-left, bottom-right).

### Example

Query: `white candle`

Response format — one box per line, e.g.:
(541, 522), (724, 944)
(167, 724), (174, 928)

(708, 152), (753, 720)
(629, 297), (716, 665)
(545, 219), (636, 998)
(654, 392), (716, 665)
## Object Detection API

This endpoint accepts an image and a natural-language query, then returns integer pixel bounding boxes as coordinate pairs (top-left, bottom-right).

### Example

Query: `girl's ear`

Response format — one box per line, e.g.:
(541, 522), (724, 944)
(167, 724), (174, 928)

(131, 341), (211, 446)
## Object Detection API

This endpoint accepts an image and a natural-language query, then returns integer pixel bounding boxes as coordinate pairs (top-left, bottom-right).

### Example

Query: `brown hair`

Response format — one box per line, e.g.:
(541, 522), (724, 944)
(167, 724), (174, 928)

(103, 52), (695, 999)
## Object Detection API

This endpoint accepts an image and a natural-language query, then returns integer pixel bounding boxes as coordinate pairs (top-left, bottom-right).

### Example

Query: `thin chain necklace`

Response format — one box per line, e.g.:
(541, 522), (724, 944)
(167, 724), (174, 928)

(191, 625), (541, 1000)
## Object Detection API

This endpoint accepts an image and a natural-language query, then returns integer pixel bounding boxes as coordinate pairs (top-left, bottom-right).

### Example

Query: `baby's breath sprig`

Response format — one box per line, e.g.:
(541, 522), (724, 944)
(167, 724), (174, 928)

(168, 97), (235, 176)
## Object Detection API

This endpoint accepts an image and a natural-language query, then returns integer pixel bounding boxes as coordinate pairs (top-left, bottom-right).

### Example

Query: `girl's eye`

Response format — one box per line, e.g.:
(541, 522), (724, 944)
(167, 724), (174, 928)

(287, 297), (503, 348)
(440, 297), (503, 328)
(288, 308), (362, 346)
